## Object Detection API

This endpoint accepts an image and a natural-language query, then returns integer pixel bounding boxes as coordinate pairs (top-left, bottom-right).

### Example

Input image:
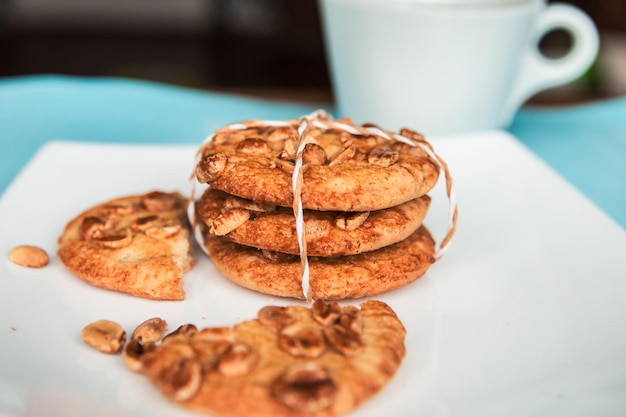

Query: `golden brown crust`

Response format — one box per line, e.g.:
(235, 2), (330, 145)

(195, 122), (439, 212)
(57, 191), (196, 300)
(196, 189), (431, 257)
(202, 226), (436, 300)
(140, 300), (406, 417)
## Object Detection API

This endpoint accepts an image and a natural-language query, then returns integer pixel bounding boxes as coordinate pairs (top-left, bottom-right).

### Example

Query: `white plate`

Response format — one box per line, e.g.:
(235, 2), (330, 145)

(1, 132), (625, 417)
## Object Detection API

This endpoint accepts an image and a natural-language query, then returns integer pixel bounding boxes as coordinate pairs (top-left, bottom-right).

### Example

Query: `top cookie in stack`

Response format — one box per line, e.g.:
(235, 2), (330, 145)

(192, 111), (455, 301)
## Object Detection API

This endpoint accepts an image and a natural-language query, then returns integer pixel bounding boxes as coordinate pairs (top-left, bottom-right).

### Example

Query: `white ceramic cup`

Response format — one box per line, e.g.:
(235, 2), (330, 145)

(318, 0), (599, 134)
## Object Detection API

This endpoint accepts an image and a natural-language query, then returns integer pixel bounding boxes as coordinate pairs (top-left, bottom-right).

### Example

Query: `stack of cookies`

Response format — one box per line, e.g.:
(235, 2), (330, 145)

(192, 111), (455, 301)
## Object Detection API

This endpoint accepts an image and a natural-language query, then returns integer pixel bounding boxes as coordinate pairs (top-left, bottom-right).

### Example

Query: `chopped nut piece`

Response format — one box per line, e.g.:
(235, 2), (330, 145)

(260, 249), (298, 263)
(323, 323), (363, 357)
(302, 143), (327, 165)
(216, 342), (258, 377)
(273, 158), (295, 174)
(162, 324), (198, 344)
(354, 136), (380, 154)
(311, 300), (341, 327)
(123, 339), (156, 372)
(223, 196), (275, 213)
(144, 225), (181, 239)
(213, 130), (247, 146)
(197, 153), (228, 183)
(191, 340), (232, 371)
(279, 324), (326, 359)
(335, 211), (370, 231)
(236, 138), (270, 154)
(100, 203), (136, 216)
(282, 138), (297, 159)
(131, 317), (168, 343)
(267, 127), (296, 142)
(92, 228), (133, 249)
(329, 143), (356, 166)
(368, 148), (400, 167)
(257, 306), (296, 329)
(338, 306), (363, 335)
(8, 245), (49, 268)
(79, 216), (107, 240)
(193, 327), (236, 343)
(142, 346), (202, 401)
(131, 215), (160, 232)
(81, 320), (126, 354)
(271, 363), (337, 412)
(160, 340), (197, 358)
(141, 191), (179, 211)
(338, 134), (354, 147)
(399, 128), (425, 142)
(210, 209), (250, 236)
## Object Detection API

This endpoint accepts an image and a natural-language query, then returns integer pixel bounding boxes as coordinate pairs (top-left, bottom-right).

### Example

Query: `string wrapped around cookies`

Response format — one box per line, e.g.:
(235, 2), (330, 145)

(190, 110), (458, 302)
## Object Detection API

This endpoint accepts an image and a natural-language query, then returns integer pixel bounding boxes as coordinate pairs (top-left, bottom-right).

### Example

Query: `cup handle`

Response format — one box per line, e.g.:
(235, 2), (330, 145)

(501, 3), (599, 125)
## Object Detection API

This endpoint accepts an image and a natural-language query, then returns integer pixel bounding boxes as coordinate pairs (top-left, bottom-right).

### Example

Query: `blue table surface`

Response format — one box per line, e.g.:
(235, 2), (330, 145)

(1, 75), (624, 229)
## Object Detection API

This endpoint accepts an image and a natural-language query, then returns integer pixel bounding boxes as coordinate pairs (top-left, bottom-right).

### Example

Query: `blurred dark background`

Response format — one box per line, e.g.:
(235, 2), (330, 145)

(0, 0), (624, 105)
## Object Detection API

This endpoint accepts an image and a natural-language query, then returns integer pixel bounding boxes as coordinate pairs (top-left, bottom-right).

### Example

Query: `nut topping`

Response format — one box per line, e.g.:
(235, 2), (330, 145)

(142, 346), (203, 402)
(8, 245), (49, 268)
(122, 339), (156, 372)
(282, 138), (297, 160)
(79, 216), (107, 240)
(321, 306), (364, 356)
(337, 306), (363, 335)
(335, 211), (370, 231)
(273, 158), (295, 174)
(260, 249), (298, 263)
(131, 317), (168, 343)
(329, 143), (356, 167)
(100, 203), (136, 216)
(302, 143), (327, 165)
(81, 320), (126, 354)
(236, 137), (270, 154)
(141, 191), (178, 211)
(197, 153), (228, 183)
(338, 134), (354, 147)
(144, 225), (181, 239)
(257, 306), (296, 329)
(267, 127), (296, 142)
(190, 340), (232, 371)
(271, 363), (337, 412)
(216, 342), (258, 377)
(193, 327), (237, 343)
(223, 196), (275, 213)
(131, 215), (160, 232)
(354, 136), (379, 154)
(162, 324), (198, 344)
(210, 208), (250, 236)
(323, 321), (363, 357)
(213, 130), (248, 146)
(311, 300), (341, 327)
(399, 128), (425, 142)
(368, 148), (400, 167)
(91, 228), (133, 249)
(279, 324), (326, 359)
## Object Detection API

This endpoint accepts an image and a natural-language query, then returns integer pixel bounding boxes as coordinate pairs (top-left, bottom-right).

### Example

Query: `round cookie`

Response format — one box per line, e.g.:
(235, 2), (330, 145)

(138, 300), (406, 417)
(201, 225), (436, 300)
(57, 191), (196, 300)
(194, 117), (440, 212)
(196, 189), (432, 257)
